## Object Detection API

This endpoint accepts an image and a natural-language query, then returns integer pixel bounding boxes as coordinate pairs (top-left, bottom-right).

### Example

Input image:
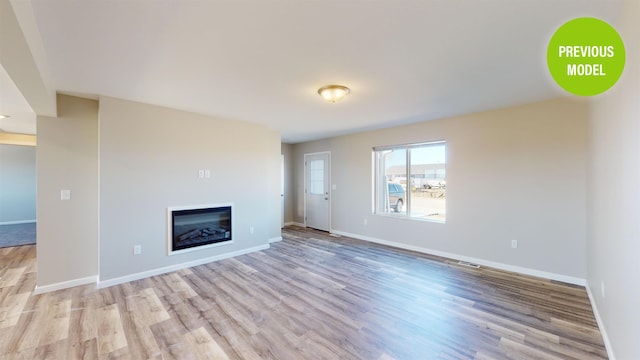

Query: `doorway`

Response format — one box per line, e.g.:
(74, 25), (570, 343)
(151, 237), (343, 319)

(0, 144), (37, 248)
(304, 152), (330, 232)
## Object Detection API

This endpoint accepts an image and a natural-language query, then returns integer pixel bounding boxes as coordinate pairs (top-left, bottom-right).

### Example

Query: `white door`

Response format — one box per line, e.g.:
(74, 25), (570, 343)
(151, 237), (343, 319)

(281, 154), (285, 228)
(305, 152), (330, 231)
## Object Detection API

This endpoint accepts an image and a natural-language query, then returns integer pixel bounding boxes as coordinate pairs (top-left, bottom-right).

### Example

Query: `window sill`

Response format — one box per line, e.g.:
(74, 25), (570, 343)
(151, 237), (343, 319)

(374, 212), (446, 224)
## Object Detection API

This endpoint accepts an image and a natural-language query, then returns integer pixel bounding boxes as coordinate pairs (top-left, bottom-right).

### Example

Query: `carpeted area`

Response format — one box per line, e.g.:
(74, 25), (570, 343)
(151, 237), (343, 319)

(0, 223), (36, 248)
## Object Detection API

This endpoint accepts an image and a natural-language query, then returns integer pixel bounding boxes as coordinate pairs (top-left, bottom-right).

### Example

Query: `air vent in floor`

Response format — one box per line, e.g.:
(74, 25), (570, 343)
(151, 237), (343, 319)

(458, 261), (481, 269)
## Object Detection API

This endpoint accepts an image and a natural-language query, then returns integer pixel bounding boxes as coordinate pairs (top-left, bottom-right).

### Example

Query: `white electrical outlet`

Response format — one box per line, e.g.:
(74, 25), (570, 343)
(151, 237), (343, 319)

(601, 281), (605, 298)
(133, 245), (142, 255)
(205, 170), (211, 178)
(511, 239), (518, 249)
(250, 226), (254, 234)
(198, 170), (205, 178)
(364, 218), (368, 226)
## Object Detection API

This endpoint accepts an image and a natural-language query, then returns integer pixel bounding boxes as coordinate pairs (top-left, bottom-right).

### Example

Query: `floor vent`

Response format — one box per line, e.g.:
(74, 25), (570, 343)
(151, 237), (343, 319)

(458, 261), (481, 269)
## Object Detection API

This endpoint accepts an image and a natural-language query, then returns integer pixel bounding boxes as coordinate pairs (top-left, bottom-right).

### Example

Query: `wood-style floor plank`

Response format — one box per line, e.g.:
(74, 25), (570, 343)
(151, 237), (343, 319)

(182, 326), (230, 360)
(96, 303), (127, 355)
(0, 292), (30, 329)
(0, 227), (608, 359)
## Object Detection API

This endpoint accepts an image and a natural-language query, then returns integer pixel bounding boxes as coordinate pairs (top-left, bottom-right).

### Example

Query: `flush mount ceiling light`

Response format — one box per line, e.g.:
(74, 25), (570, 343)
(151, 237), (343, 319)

(0, 115), (9, 119)
(318, 85), (350, 103)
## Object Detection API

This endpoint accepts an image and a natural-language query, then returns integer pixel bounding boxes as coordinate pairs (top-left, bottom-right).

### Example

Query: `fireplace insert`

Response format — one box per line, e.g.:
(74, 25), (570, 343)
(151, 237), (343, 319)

(168, 204), (232, 254)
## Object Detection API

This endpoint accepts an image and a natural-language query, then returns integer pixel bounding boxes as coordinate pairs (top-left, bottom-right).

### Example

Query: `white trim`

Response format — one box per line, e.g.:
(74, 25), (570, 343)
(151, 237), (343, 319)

(284, 221), (305, 227)
(0, 220), (36, 226)
(97, 243), (269, 289)
(33, 275), (97, 295)
(302, 150), (333, 156)
(585, 281), (616, 360)
(269, 236), (283, 243)
(167, 203), (234, 256)
(331, 229), (586, 286)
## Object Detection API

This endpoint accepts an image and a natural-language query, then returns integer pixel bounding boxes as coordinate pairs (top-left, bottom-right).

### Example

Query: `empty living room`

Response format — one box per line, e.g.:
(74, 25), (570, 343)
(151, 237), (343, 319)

(0, 0), (638, 359)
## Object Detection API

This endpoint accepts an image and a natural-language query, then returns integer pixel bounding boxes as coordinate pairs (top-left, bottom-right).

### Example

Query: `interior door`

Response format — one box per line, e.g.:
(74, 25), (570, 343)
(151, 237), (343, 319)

(281, 154), (285, 228)
(305, 152), (330, 231)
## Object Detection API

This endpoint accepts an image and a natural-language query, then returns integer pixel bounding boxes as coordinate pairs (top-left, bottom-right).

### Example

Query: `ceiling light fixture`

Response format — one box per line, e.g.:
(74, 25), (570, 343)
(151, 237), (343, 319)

(318, 85), (350, 103)
(0, 115), (9, 119)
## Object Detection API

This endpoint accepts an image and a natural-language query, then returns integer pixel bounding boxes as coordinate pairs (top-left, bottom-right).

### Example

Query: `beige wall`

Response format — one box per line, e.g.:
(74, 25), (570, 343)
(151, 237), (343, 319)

(35, 94), (281, 288)
(587, 0), (640, 357)
(36, 95), (99, 287)
(292, 98), (589, 280)
(0, 144), (36, 223)
(98, 96), (281, 281)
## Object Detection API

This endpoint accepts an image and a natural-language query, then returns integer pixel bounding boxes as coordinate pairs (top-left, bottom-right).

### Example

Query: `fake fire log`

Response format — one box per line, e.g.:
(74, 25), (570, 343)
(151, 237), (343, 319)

(178, 227), (227, 242)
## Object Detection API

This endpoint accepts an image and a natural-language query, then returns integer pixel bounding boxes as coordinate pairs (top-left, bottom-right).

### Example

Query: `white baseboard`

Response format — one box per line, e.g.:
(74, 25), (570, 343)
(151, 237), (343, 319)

(0, 220), (36, 226)
(585, 281), (616, 360)
(330, 230), (586, 286)
(269, 236), (283, 243)
(97, 244), (270, 289)
(33, 275), (97, 295)
(284, 221), (305, 227)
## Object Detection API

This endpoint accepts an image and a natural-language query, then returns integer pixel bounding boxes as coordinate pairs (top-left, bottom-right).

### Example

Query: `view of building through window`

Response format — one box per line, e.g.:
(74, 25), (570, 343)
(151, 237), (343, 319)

(374, 141), (446, 221)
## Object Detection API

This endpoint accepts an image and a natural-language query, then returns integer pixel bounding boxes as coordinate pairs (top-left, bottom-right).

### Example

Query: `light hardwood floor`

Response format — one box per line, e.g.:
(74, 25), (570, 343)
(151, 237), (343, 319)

(0, 226), (607, 359)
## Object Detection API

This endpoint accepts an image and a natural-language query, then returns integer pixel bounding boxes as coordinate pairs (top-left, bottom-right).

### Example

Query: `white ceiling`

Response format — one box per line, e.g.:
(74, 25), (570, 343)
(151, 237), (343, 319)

(9, 0), (624, 142)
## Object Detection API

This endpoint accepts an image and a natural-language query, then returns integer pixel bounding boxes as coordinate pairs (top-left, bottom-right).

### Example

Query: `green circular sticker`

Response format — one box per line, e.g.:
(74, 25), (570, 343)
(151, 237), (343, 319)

(547, 17), (625, 96)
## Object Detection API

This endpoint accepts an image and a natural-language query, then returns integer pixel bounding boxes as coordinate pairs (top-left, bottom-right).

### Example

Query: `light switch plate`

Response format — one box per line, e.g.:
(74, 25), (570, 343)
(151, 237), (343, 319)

(61, 190), (71, 200)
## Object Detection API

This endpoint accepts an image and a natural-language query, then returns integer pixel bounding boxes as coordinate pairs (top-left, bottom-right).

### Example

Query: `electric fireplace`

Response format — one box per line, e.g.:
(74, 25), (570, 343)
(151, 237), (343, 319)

(167, 204), (233, 255)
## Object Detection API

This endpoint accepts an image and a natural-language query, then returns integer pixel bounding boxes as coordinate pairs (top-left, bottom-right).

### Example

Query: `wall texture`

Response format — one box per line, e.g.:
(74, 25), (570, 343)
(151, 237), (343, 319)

(98, 96), (281, 282)
(292, 98), (589, 280)
(36, 95), (99, 287)
(0, 144), (36, 223)
(587, 0), (640, 357)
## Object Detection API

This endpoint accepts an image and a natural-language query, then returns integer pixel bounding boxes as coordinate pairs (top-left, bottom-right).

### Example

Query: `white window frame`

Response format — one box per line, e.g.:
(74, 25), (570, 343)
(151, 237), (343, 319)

(373, 140), (446, 222)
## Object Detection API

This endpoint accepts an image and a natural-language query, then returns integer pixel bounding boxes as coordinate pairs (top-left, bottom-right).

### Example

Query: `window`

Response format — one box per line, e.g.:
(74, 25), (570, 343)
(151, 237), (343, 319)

(308, 159), (325, 195)
(374, 141), (446, 222)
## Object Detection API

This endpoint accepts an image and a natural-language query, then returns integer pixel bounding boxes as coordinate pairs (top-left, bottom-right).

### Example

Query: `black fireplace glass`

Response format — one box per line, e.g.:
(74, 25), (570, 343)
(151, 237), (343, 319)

(171, 206), (232, 252)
